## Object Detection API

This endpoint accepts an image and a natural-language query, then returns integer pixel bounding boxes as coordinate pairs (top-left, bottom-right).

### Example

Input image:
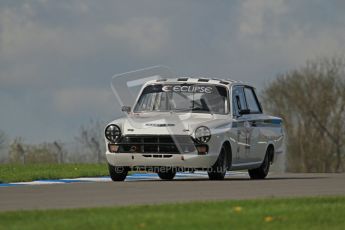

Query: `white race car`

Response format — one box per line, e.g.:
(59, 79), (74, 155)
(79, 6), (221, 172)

(105, 77), (283, 181)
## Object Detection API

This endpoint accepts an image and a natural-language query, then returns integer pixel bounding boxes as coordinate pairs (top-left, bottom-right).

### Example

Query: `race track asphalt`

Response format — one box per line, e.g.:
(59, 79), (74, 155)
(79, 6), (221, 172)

(0, 173), (344, 211)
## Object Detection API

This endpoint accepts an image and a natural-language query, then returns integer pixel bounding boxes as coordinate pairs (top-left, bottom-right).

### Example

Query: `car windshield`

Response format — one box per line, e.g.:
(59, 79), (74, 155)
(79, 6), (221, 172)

(133, 84), (229, 114)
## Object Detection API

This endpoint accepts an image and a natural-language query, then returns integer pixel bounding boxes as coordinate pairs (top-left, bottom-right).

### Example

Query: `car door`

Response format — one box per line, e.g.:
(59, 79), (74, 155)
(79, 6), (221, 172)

(242, 87), (264, 162)
(232, 86), (262, 164)
(231, 86), (254, 164)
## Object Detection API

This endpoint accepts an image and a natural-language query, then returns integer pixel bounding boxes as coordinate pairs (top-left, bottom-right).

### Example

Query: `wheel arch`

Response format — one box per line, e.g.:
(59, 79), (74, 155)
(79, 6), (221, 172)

(267, 143), (275, 163)
(222, 141), (232, 169)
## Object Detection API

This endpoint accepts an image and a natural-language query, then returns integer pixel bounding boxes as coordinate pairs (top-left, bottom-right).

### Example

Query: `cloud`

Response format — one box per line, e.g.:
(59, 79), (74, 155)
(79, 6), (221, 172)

(0, 3), (58, 59)
(104, 17), (170, 56)
(0, 0), (345, 142)
(238, 0), (287, 36)
(0, 2), (171, 91)
(53, 87), (116, 116)
(229, 0), (345, 81)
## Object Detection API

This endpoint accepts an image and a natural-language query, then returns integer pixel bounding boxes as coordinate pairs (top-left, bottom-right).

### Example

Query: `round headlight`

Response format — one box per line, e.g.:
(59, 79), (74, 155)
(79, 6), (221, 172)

(194, 126), (211, 143)
(105, 124), (121, 142)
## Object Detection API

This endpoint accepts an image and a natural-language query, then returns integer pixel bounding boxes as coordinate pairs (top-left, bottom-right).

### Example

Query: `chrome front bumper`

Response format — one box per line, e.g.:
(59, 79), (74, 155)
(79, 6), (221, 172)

(106, 152), (218, 168)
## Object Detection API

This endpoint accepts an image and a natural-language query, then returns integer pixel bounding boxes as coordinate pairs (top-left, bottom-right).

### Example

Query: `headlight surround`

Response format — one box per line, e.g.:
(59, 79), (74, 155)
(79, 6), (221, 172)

(105, 124), (121, 143)
(194, 126), (211, 143)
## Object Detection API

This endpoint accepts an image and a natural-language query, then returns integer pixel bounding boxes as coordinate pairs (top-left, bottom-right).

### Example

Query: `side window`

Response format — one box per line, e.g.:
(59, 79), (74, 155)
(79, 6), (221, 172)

(244, 87), (261, 113)
(232, 86), (247, 116)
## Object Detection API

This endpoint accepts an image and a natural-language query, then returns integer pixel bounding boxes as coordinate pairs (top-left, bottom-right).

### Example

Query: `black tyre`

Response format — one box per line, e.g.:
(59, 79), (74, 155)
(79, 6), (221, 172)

(157, 167), (176, 180)
(248, 147), (272, 179)
(108, 163), (128, 181)
(208, 146), (227, 180)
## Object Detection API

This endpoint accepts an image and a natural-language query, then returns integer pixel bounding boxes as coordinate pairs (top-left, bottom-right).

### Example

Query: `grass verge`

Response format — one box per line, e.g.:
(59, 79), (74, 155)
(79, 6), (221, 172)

(0, 196), (344, 229)
(0, 164), (108, 183)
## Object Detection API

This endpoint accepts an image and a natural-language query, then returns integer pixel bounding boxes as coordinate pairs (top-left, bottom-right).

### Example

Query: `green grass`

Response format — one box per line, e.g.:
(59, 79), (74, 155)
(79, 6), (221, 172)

(0, 164), (109, 183)
(0, 196), (344, 229)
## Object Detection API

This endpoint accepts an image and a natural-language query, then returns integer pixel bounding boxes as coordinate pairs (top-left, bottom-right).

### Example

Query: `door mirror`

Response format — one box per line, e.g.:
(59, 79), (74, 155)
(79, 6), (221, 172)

(239, 109), (250, 115)
(121, 106), (131, 113)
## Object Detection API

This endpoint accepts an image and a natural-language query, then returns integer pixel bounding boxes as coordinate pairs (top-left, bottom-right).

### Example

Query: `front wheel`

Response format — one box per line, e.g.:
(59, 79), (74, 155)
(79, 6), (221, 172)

(208, 146), (227, 180)
(157, 167), (176, 180)
(248, 148), (272, 179)
(108, 163), (128, 181)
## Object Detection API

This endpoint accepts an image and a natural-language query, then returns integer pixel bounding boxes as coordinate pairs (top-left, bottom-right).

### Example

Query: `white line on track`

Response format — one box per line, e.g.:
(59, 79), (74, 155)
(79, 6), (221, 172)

(0, 171), (248, 187)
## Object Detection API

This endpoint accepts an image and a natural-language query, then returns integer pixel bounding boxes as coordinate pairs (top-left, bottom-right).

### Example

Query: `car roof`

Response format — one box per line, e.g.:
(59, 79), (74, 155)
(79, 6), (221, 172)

(144, 77), (252, 88)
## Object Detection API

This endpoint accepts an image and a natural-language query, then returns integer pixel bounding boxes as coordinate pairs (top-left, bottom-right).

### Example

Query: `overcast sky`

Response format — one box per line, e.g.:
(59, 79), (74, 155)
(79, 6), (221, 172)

(1, 0), (345, 143)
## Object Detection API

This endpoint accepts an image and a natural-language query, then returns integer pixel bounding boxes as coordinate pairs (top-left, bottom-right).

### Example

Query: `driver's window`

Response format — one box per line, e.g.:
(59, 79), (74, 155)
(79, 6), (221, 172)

(243, 87), (262, 114)
(232, 86), (247, 117)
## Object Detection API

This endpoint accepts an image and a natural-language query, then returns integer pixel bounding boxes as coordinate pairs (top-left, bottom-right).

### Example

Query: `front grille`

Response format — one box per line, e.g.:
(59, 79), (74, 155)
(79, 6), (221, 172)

(116, 135), (195, 154)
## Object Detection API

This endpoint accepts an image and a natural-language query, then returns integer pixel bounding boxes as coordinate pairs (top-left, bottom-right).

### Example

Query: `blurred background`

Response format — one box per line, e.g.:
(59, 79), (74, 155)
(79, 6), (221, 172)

(0, 0), (344, 172)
